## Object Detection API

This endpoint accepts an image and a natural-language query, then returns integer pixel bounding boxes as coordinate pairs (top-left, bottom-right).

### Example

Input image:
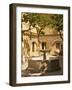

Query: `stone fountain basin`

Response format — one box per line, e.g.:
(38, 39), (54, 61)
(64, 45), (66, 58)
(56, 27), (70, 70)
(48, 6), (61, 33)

(31, 55), (60, 61)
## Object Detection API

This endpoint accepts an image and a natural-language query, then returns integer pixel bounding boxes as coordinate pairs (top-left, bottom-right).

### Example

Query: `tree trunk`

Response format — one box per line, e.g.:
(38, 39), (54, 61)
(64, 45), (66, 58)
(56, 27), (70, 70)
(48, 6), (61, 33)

(37, 35), (40, 55)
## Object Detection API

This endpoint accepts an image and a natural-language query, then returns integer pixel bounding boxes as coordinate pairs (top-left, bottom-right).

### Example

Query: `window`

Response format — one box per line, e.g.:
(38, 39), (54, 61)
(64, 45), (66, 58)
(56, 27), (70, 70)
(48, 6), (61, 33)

(56, 42), (63, 50)
(42, 42), (46, 50)
(32, 42), (35, 52)
(56, 42), (60, 49)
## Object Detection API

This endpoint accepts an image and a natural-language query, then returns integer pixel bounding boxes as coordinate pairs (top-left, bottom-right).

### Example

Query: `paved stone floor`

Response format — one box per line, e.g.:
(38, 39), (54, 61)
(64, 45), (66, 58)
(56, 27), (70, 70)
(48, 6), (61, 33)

(21, 57), (63, 77)
(21, 65), (63, 77)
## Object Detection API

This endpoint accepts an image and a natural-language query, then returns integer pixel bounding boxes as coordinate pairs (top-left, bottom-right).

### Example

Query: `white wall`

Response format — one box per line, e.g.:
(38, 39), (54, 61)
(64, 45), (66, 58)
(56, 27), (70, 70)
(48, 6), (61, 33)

(0, 0), (72, 90)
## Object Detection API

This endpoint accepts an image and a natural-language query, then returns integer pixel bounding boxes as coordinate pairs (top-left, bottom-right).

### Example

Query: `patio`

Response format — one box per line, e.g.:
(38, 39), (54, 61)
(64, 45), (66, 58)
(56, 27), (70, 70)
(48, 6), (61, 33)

(21, 55), (63, 77)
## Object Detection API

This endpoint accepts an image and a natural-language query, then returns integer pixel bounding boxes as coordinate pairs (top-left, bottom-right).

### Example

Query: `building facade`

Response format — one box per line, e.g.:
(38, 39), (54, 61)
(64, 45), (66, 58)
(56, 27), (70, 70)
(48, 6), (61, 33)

(22, 27), (63, 58)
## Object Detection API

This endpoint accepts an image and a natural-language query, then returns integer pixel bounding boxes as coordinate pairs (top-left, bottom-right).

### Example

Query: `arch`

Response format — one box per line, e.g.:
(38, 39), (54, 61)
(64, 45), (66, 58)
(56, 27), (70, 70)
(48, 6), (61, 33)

(32, 41), (37, 52)
(52, 40), (62, 46)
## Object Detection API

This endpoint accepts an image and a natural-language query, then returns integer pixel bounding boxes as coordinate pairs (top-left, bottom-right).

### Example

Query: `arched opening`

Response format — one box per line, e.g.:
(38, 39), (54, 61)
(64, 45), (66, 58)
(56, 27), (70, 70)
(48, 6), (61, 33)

(42, 42), (46, 50)
(32, 42), (36, 52)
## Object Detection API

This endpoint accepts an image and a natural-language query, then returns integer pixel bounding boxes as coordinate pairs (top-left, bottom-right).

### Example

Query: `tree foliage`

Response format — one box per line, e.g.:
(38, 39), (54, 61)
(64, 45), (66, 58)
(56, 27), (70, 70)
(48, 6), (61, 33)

(22, 13), (63, 40)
